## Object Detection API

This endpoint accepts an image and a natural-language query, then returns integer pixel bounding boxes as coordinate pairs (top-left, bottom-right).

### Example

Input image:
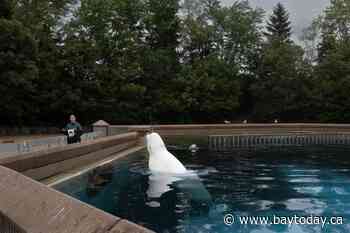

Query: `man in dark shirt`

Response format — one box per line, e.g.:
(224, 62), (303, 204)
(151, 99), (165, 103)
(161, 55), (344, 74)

(63, 114), (83, 144)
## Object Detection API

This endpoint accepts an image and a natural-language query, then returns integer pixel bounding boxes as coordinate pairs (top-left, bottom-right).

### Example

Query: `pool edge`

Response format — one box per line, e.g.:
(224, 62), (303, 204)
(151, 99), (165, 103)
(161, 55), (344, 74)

(44, 144), (145, 187)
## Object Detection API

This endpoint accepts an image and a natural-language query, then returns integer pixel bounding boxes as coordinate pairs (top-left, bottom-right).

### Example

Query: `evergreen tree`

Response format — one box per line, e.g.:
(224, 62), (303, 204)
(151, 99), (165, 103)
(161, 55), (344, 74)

(265, 3), (292, 43)
(251, 2), (312, 121)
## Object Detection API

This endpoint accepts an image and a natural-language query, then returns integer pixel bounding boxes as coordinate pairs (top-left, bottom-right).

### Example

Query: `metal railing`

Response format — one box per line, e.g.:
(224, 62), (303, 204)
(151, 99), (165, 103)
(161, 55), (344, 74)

(209, 133), (350, 151)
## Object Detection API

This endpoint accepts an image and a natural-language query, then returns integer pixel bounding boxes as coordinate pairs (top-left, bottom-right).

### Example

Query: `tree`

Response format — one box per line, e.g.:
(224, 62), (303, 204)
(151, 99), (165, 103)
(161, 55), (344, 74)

(251, 2), (313, 121)
(251, 41), (313, 120)
(6, 0), (81, 125)
(1, 0), (335, 125)
(220, 1), (264, 70)
(265, 3), (292, 43)
(181, 0), (222, 63)
(61, 0), (147, 124)
(300, 19), (320, 64)
(312, 0), (350, 122)
(179, 55), (240, 122)
(0, 3), (38, 125)
(0, 0), (14, 19)
(142, 0), (182, 122)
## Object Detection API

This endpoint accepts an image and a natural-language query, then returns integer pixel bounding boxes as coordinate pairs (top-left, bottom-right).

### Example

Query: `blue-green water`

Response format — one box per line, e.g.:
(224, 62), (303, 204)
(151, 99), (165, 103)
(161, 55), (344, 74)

(55, 143), (350, 233)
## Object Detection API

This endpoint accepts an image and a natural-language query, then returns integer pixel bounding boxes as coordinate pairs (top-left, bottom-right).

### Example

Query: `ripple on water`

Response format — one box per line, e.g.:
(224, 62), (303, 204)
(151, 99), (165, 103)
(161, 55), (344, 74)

(331, 169), (350, 172)
(254, 177), (276, 181)
(256, 184), (271, 189)
(284, 198), (327, 215)
(246, 200), (275, 211)
(289, 177), (321, 183)
(293, 186), (323, 195)
(289, 169), (321, 173)
(332, 187), (350, 195)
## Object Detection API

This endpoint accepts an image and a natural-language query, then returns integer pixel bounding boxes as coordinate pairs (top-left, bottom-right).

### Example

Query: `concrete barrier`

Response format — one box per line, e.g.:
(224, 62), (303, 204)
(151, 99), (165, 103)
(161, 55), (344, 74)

(0, 166), (154, 233)
(0, 213), (25, 233)
(0, 132), (143, 181)
(0, 126), (60, 136)
(106, 123), (350, 136)
(0, 132), (101, 155)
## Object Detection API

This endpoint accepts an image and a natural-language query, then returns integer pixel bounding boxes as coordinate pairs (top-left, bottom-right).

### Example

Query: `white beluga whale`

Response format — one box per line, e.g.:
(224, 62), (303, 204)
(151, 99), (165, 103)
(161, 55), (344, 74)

(146, 132), (187, 174)
(145, 132), (212, 207)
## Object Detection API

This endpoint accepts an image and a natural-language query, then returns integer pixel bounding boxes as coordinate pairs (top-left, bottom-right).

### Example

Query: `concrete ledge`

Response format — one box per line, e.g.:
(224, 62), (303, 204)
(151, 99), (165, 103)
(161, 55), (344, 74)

(0, 212), (25, 233)
(23, 141), (138, 181)
(110, 220), (152, 233)
(44, 145), (145, 187)
(109, 124), (350, 136)
(0, 132), (141, 175)
(0, 166), (154, 233)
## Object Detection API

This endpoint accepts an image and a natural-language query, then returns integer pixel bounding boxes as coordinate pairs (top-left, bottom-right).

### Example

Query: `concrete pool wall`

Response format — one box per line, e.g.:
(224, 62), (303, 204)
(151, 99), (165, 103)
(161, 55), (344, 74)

(2, 123), (350, 233)
(99, 123), (350, 136)
(0, 131), (154, 233)
(0, 132), (143, 181)
(0, 166), (154, 233)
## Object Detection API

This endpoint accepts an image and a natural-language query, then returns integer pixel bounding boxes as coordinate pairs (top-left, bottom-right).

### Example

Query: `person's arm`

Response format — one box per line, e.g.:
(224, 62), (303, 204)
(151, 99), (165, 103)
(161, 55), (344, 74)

(77, 123), (83, 136)
(62, 124), (69, 135)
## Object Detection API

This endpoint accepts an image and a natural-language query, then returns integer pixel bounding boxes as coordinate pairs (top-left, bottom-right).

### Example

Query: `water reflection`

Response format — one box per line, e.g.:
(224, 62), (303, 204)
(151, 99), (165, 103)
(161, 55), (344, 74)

(86, 165), (114, 197)
(146, 171), (212, 214)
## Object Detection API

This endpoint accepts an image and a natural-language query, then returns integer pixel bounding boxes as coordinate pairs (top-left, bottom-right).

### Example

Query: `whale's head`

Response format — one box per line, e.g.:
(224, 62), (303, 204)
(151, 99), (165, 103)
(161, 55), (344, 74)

(146, 132), (167, 156)
(146, 132), (188, 174)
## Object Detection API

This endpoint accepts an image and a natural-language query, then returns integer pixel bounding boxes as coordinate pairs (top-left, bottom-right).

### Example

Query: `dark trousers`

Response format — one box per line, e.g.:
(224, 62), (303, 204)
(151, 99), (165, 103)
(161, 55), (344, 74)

(67, 136), (81, 144)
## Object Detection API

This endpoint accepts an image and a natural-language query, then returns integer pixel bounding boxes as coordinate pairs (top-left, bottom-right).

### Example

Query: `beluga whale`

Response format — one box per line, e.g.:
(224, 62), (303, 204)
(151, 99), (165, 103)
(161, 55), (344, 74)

(146, 132), (187, 174)
(145, 132), (212, 206)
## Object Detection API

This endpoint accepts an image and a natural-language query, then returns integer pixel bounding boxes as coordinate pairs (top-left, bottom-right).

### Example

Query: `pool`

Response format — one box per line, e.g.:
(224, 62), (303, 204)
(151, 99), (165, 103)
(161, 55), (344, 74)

(55, 138), (350, 233)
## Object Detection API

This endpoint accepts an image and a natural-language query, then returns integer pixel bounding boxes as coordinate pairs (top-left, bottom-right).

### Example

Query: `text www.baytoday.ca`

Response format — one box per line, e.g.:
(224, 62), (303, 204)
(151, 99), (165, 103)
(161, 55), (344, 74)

(224, 214), (344, 228)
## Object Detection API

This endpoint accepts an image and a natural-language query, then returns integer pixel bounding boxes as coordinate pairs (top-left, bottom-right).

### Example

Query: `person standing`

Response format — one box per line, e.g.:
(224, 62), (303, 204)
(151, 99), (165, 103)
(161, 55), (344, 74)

(63, 114), (83, 144)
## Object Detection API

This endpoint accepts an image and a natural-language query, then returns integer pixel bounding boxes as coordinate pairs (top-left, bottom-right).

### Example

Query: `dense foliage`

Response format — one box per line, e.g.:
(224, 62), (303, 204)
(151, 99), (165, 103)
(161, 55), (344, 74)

(1, 0), (350, 126)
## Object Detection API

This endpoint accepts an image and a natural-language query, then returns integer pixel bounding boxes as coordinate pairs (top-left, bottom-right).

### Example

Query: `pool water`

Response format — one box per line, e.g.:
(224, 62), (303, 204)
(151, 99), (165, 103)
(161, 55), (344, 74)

(55, 141), (350, 233)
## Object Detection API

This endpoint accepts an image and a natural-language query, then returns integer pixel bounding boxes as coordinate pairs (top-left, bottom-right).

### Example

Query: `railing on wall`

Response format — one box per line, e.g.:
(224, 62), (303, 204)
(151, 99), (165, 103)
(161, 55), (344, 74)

(0, 132), (102, 155)
(209, 134), (350, 151)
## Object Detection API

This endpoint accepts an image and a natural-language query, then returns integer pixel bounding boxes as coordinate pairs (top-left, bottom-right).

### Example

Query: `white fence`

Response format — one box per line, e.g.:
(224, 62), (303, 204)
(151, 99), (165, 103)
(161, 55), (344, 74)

(209, 133), (350, 151)
(0, 132), (102, 155)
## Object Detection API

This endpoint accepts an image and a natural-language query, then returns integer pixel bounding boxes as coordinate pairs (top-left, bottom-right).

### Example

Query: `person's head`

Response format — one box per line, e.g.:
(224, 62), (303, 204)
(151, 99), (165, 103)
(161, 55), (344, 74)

(70, 114), (76, 123)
